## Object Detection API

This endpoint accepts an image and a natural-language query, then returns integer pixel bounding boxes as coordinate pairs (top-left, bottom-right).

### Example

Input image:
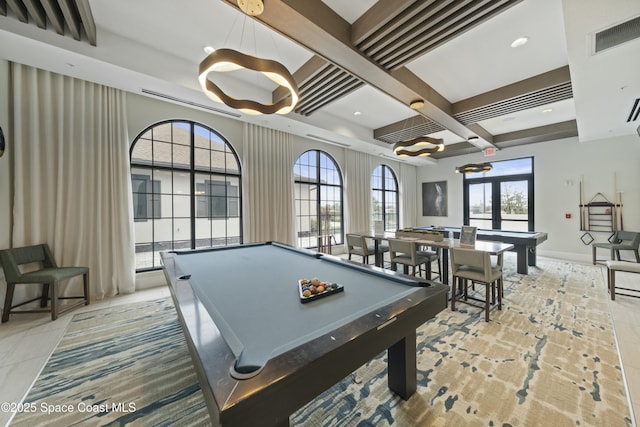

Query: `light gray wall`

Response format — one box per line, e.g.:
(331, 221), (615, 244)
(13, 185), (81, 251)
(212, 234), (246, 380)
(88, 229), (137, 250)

(416, 135), (640, 262)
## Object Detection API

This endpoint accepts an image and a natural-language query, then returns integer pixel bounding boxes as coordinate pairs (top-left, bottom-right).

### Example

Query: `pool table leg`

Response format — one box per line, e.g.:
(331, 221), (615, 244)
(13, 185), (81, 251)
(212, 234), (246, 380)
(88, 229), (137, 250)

(387, 333), (417, 400)
(515, 245), (528, 274)
(528, 246), (537, 266)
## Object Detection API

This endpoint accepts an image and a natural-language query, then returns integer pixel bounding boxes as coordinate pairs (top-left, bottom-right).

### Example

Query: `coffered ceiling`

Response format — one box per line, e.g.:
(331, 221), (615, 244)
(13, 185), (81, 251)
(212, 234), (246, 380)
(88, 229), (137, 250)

(0, 0), (638, 165)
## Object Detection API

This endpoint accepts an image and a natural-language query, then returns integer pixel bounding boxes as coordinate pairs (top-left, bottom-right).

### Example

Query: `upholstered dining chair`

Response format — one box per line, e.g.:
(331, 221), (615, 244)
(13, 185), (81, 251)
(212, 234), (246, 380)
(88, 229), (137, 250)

(450, 247), (503, 322)
(346, 234), (388, 265)
(0, 244), (90, 322)
(388, 238), (432, 278)
(592, 231), (640, 265)
(416, 246), (442, 281)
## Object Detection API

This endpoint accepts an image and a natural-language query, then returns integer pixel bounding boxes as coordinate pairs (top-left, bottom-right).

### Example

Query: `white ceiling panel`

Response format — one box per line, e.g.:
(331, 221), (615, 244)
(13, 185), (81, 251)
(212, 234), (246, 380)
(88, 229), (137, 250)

(406, 0), (569, 102)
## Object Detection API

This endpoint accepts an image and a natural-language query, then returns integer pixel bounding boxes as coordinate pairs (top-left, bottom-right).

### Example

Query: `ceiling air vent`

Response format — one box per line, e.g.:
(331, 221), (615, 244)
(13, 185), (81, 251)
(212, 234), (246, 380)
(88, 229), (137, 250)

(593, 15), (640, 54)
(141, 89), (241, 118)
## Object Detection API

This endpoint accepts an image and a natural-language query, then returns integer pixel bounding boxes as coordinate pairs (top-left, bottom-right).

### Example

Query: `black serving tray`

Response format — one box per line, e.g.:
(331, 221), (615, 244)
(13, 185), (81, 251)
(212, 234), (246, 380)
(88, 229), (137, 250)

(298, 279), (344, 303)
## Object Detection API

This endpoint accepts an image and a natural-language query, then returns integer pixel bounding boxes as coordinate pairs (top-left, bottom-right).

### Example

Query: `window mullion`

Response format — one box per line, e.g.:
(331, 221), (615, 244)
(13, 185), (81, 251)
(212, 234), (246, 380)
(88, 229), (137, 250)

(190, 123), (196, 249)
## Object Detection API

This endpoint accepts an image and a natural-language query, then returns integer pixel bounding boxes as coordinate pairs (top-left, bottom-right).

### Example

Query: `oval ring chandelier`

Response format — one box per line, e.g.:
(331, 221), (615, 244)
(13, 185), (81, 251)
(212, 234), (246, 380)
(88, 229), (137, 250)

(455, 162), (493, 174)
(393, 136), (444, 157)
(199, 48), (299, 115)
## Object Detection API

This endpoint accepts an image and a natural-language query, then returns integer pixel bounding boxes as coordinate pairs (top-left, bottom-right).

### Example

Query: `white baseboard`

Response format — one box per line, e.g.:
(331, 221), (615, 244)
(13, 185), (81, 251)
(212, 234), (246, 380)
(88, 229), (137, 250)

(135, 269), (166, 290)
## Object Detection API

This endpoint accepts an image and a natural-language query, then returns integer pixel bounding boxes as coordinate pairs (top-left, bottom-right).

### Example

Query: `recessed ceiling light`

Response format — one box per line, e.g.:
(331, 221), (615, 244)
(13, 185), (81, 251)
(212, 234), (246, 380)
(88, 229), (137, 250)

(203, 46), (215, 54)
(353, 111), (362, 116)
(510, 37), (529, 48)
(542, 108), (553, 113)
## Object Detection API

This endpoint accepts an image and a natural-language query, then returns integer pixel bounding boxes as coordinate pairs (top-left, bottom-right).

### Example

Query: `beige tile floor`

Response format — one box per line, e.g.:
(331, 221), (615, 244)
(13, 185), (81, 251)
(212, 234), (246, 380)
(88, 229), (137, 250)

(0, 262), (637, 427)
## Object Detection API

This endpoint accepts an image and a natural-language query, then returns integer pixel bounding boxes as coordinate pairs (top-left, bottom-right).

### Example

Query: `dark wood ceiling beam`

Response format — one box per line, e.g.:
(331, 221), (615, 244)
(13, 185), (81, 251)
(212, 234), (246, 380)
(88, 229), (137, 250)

(7, 0), (28, 22)
(297, 80), (364, 116)
(453, 66), (572, 115)
(273, 55), (329, 102)
(375, 67), (572, 148)
(350, 0), (416, 47)
(57, 0), (81, 41)
(40, 0), (64, 35)
(222, 0), (492, 147)
(272, 58), (365, 114)
(75, 0), (96, 45)
(366, 0), (463, 60)
(357, 0), (450, 55)
(22, 0), (46, 28)
(300, 70), (352, 101)
(493, 120), (578, 148)
(379, 0), (498, 69)
(430, 141), (479, 159)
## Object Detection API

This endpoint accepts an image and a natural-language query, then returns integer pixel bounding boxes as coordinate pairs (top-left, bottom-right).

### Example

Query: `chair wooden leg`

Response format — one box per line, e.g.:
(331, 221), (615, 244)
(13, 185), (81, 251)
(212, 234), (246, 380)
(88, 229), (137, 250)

(451, 277), (457, 311)
(484, 282), (490, 322)
(40, 283), (50, 307)
(491, 283), (496, 304)
(2, 283), (15, 323)
(50, 282), (58, 321)
(609, 268), (616, 301)
(84, 273), (90, 305)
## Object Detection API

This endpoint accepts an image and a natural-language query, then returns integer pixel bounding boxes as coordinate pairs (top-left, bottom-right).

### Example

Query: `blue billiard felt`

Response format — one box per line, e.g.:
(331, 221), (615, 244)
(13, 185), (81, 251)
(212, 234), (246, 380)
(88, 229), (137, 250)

(173, 244), (419, 373)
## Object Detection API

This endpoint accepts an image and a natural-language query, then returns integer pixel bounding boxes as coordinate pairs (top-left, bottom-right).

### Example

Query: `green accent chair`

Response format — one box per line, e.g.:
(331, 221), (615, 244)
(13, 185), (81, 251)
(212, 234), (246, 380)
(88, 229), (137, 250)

(0, 244), (89, 322)
(592, 231), (640, 265)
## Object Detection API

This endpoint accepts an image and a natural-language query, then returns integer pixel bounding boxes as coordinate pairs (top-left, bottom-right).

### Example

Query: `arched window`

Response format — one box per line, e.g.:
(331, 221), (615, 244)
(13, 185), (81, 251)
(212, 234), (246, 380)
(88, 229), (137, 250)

(294, 150), (344, 249)
(130, 120), (242, 270)
(371, 165), (399, 231)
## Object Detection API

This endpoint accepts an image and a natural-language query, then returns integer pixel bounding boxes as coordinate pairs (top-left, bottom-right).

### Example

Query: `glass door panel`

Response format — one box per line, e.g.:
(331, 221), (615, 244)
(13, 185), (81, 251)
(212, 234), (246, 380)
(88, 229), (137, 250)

(500, 181), (529, 231)
(468, 183), (492, 228)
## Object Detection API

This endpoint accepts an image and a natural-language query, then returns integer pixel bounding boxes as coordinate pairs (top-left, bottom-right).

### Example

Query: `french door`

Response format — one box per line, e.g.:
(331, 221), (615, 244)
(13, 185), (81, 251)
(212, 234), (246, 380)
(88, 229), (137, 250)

(464, 176), (533, 231)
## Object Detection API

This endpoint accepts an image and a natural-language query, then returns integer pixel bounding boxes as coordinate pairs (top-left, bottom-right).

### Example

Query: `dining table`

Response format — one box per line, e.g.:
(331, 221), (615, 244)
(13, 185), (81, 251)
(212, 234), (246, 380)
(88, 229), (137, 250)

(350, 231), (514, 285)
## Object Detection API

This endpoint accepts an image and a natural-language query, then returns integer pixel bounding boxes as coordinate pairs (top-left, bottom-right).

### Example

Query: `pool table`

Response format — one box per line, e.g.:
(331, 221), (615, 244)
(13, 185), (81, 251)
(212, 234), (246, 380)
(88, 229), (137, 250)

(160, 242), (448, 427)
(415, 226), (548, 274)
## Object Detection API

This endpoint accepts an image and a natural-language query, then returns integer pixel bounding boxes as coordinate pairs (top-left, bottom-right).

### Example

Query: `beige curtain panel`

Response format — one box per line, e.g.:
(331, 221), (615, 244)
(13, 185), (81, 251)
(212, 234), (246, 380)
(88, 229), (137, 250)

(9, 63), (136, 300)
(344, 150), (373, 233)
(242, 123), (296, 245)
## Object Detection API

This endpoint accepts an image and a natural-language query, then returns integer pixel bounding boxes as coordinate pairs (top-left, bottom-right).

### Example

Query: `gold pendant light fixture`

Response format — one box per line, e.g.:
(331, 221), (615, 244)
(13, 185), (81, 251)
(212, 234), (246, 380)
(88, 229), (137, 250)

(393, 102), (445, 157)
(198, 0), (299, 115)
(455, 163), (493, 174)
(393, 136), (444, 157)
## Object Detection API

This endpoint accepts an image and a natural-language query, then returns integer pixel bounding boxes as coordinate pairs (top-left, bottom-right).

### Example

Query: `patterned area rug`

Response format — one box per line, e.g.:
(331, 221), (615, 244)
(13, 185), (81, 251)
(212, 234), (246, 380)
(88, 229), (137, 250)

(12, 257), (632, 426)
